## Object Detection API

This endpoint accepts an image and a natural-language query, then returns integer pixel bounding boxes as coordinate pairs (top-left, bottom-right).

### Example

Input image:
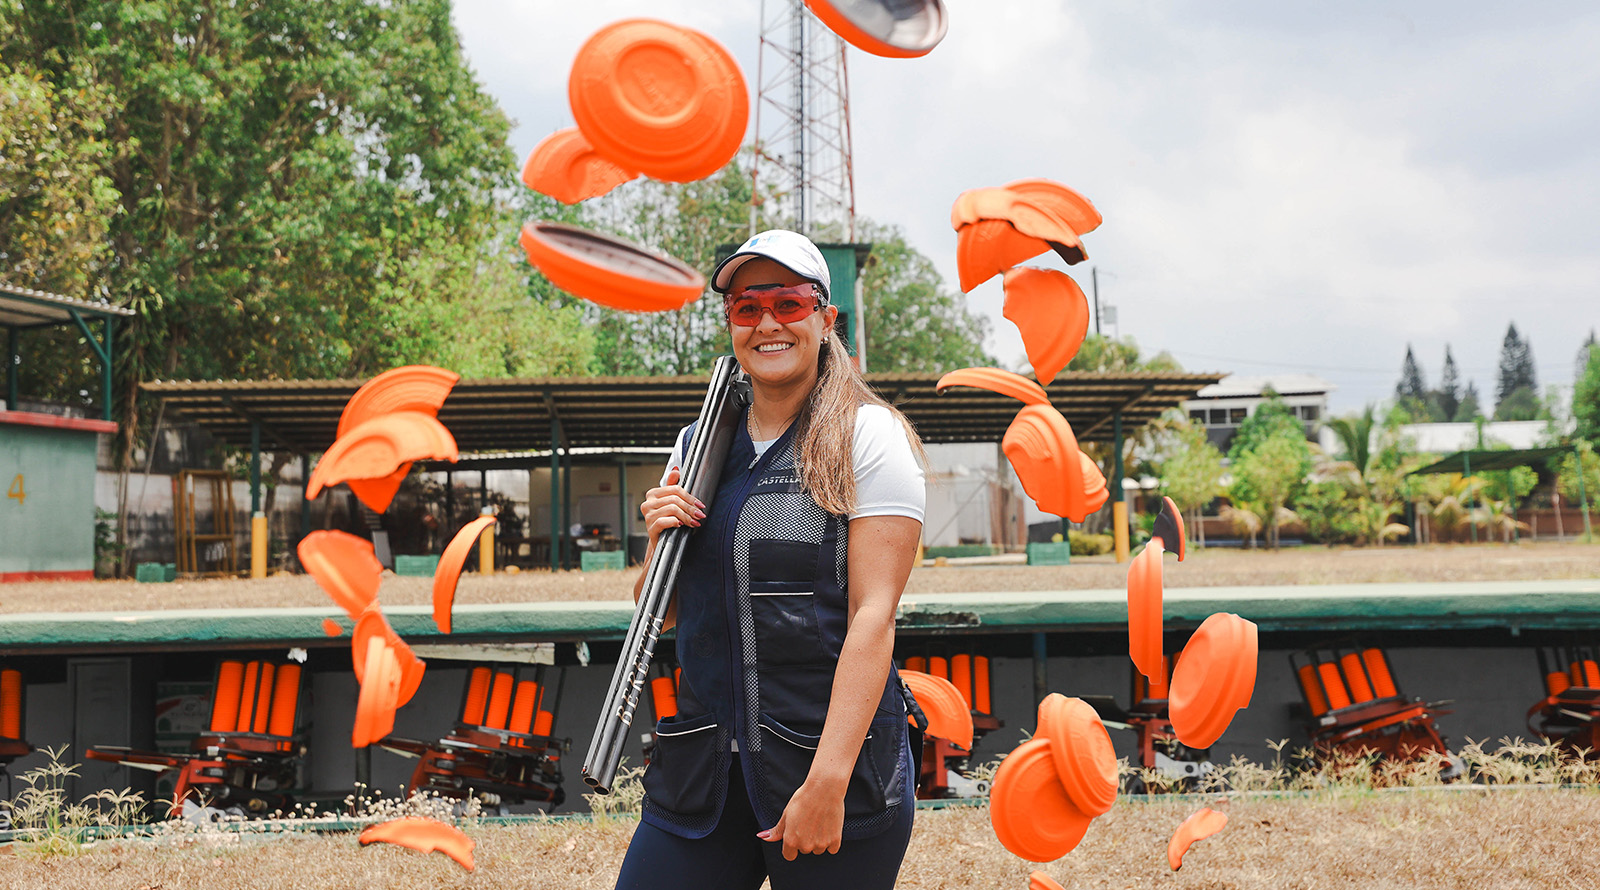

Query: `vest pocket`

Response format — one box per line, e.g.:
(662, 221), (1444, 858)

(755, 713), (905, 818)
(641, 712), (723, 817)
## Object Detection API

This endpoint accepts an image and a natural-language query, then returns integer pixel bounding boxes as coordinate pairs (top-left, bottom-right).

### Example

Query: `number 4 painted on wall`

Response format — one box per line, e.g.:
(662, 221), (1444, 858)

(7, 474), (23, 506)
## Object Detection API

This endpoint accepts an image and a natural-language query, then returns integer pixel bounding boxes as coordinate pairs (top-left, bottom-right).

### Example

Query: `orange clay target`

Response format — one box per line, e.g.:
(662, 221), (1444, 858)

(353, 638), (402, 748)
(433, 515), (499, 634)
(360, 816), (477, 872)
(352, 608), (426, 708)
(952, 186), (1091, 292)
(1001, 267), (1091, 385)
(297, 530), (382, 620)
(900, 669), (973, 751)
(989, 737), (1093, 862)
(1080, 451), (1110, 513)
(1003, 179), (1102, 237)
(803, 0), (949, 59)
(306, 411), (458, 508)
(1126, 539), (1165, 686)
(1029, 872), (1068, 890)
(522, 127), (638, 204)
(321, 618), (344, 637)
(1169, 613), (1258, 749)
(520, 221), (703, 313)
(1035, 694), (1117, 817)
(568, 19), (748, 183)
(1168, 807), (1228, 870)
(337, 366), (459, 439)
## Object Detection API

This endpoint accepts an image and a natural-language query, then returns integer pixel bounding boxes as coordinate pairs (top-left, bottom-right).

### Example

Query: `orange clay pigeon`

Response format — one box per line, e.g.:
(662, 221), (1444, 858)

(433, 515), (498, 634)
(951, 188), (1089, 293)
(1029, 872), (1068, 890)
(1003, 179), (1102, 237)
(522, 127), (638, 204)
(1126, 538), (1165, 686)
(1168, 807), (1228, 870)
(306, 411), (458, 510)
(337, 366), (459, 438)
(1169, 613), (1258, 749)
(321, 618), (344, 637)
(568, 20), (747, 183)
(519, 221), (704, 313)
(359, 816), (476, 871)
(1035, 694), (1118, 817)
(352, 636), (402, 747)
(352, 607), (426, 709)
(803, 0), (948, 59)
(989, 737), (1093, 862)
(899, 669), (973, 751)
(935, 367), (1091, 521)
(1001, 267), (1091, 385)
(1080, 451), (1110, 513)
(297, 530), (381, 620)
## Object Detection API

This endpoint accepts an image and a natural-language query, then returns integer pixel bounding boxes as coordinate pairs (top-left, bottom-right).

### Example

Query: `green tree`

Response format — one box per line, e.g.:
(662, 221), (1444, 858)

(1556, 442), (1597, 517)
(1327, 405), (1376, 481)
(1227, 396), (1312, 549)
(1494, 385), (1543, 421)
(1067, 333), (1182, 374)
(1495, 323), (1538, 414)
(1575, 347), (1600, 447)
(1434, 345), (1462, 422)
(1575, 330), (1596, 388)
(1395, 345), (1431, 418)
(1454, 380), (1484, 422)
(1157, 418), (1225, 547)
(857, 219), (992, 372)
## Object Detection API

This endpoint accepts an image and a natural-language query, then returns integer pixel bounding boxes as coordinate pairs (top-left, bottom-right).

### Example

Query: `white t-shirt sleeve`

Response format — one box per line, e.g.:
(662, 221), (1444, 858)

(660, 425), (690, 486)
(850, 404), (926, 523)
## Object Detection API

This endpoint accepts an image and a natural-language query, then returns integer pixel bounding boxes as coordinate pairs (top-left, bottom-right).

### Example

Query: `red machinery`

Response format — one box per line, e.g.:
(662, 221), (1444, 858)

(2, 666), (34, 816)
(1527, 645), (1600, 757)
(380, 664), (568, 812)
(901, 651), (1003, 799)
(86, 659), (305, 816)
(1291, 644), (1459, 777)
(1083, 653), (1214, 791)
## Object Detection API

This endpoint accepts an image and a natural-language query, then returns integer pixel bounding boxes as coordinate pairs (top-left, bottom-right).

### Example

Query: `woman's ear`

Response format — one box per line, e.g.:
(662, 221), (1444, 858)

(822, 304), (840, 338)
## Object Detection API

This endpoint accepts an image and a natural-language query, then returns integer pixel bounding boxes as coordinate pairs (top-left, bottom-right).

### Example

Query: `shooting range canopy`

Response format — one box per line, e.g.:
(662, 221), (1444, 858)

(1407, 447), (1573, 476)
(0, 282), (136, 329)
(140, 370), (1222, 455)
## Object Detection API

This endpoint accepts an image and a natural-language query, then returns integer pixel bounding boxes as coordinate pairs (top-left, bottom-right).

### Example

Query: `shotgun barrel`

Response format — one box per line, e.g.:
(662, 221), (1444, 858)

(582, 355), (747, 793)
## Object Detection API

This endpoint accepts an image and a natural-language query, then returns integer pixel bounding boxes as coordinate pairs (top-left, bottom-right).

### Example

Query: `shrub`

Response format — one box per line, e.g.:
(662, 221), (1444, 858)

(1067, 530), (1113, 556)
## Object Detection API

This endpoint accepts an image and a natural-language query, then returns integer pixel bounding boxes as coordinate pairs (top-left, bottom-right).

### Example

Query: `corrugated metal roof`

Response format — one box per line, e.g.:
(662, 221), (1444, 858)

(0, 282), (137, 329)
(141, 369), (1224, 453)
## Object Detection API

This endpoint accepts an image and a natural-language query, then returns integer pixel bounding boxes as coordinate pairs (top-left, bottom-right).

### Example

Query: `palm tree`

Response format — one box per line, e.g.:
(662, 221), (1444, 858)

(1327, 406), (1376, 484)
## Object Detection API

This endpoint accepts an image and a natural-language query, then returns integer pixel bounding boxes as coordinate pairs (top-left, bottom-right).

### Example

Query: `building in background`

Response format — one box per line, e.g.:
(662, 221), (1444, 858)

(1183, 374), (1333, 452)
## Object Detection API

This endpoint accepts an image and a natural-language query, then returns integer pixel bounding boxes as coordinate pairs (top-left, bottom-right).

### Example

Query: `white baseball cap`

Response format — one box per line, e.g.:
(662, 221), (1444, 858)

(711, 230), (831, 301)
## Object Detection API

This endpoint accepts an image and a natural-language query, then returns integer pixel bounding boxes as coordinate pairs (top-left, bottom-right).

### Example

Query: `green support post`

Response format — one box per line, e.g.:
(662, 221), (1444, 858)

(1113, 411), (1124, 493)
(550, 417), (562, 572)
(1465, 451), (1477, 544)
(300, 453), (312, 544)
(562, 445), (573, 570)
(250, 422), (262, 514)
(102, 316), (114, 422)
(480, 469), (488, 511)
(1577, 445), (1594, 542)
(6, 325), (18, 411)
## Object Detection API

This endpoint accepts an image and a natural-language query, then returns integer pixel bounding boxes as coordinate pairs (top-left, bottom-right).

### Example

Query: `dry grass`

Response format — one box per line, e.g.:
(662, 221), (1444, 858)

(5, 541), (1598, 614)
(2, 788), (1598, 890)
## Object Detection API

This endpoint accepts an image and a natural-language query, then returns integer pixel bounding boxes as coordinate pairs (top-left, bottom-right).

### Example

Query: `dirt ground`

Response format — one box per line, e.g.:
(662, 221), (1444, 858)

(3, 542), (1598, 615)
(2, 788), (1596, 889)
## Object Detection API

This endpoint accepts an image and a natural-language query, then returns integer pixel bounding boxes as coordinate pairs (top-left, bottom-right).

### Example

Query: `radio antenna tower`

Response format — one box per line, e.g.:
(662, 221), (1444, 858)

(749, 0), (857, 241)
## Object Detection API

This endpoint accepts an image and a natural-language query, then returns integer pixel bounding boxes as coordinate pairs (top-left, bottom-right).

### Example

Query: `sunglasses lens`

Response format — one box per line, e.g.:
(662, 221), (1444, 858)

(729, 301), (764, 324)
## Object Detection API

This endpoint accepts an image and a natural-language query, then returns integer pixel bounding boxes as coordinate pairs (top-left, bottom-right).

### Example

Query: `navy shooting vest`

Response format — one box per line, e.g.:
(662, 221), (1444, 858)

(638, 410), (911, 840)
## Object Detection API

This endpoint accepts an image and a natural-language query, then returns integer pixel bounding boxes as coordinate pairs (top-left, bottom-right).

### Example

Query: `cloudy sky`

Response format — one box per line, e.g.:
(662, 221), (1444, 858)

(451, 1), (1599, 414)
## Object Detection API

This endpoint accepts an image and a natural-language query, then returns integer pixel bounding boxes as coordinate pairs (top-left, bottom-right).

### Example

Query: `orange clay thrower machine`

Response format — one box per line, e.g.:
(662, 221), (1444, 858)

(86, 659), (306, 818)
(1528, 642), (1600, 758)
(1290, 641), (1459, 778)
(378, 663), (571, 813)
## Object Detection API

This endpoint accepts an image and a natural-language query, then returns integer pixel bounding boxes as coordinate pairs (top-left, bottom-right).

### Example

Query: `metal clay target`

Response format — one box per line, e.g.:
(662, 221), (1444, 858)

(520, 222), (704, 313)
(1169, 612), (1259, 749)
(568, 19), (748, 182)
(989, 737), (1093, 862)
(804, 0), (949, 59)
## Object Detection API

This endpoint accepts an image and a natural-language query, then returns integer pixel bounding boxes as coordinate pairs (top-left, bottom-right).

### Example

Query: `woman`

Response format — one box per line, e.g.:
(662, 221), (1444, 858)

(614, 230), (927, 890)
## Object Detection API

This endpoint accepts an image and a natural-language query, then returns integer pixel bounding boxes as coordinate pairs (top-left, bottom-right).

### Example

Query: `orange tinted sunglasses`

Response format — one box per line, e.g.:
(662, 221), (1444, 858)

(724, 284), (824, 326)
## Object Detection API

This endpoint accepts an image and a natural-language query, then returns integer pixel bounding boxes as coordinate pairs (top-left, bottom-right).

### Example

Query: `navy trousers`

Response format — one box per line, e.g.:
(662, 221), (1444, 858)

(614, 753), (915, 890)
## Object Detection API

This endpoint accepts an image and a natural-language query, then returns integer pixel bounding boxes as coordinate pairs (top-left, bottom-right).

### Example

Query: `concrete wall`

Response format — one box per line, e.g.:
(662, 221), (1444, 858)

(0, 421), (100, 576)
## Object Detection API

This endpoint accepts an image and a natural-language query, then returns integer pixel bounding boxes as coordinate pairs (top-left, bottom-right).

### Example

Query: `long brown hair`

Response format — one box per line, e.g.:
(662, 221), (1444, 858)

(792, 334), (927, 516)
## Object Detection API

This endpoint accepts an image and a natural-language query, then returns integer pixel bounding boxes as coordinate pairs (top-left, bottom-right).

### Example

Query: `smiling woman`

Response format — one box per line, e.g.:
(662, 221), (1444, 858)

(617, 230), (930, 890)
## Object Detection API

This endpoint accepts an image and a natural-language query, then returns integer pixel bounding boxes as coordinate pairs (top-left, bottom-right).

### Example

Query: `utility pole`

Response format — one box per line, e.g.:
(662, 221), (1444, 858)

(1091, 266), (1101, 336)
